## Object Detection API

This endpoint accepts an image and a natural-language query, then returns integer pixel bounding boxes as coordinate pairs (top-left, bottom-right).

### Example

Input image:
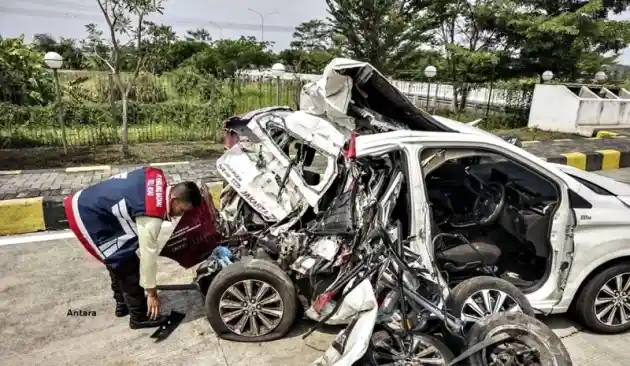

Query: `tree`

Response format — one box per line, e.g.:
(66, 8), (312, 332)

(32, 34), (86, 70)
(490, 0), (630, 80)
(186, 37), (274, 78)
(290, 20), (333, 52)
(326, 0), (437, 75)
(80, 24), (111, 70)
(428, 0), (511, 111)
(186, 28), (212, 43)
(278, 48), (339, 74)
(91, 0), (165, 155)
(0, 35), (54, 106)
(141, 21), (177, 74)
(281, 19), (342, 74)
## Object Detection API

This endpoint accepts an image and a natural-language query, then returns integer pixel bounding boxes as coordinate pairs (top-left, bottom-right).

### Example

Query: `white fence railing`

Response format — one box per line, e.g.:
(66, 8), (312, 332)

(58, 69), (532, 108)
(241, 70), (530, 108)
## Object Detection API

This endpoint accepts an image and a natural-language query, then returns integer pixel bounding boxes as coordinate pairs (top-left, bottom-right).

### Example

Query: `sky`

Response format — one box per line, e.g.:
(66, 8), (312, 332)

(1, 0), (629, 65)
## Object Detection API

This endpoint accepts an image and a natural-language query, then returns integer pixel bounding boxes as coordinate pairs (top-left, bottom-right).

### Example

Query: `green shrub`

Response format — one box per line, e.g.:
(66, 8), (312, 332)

(0, 101), (226, 128)
(127, 73), (168, 103)
(0, 100), (226, 147)
(164, 66), (225, 102)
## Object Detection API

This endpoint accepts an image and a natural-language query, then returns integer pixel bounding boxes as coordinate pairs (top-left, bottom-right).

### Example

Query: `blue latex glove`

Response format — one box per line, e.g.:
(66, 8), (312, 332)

(212, 246), (233, 268)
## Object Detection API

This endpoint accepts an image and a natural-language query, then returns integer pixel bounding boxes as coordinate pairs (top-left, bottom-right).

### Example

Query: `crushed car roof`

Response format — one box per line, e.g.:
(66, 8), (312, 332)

(308, 58), (456, 133)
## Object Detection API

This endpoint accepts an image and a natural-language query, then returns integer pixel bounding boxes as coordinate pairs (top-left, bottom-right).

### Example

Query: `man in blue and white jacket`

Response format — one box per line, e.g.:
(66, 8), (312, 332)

(64, 167), (202, 329)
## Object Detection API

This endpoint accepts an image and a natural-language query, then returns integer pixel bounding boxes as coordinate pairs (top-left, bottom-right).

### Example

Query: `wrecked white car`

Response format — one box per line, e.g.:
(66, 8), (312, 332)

(145, 57), (630, 364)
(201, 58), (630, 339)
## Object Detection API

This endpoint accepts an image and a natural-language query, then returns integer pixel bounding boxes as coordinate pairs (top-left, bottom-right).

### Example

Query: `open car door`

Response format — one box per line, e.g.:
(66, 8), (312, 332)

(159, 182), (222, 268)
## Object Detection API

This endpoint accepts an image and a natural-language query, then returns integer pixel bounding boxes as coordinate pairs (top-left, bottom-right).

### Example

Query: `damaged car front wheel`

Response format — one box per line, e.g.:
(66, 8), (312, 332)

(205, 259), (299, 342)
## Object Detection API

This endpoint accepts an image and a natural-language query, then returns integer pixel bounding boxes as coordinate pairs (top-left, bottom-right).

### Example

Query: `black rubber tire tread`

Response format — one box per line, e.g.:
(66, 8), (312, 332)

(356, 329), (455, 365)
(205, 258), (298, 342)
(574, 262), (630, 334)
(465, 312), (572, 366)
(447, 276), (535, 319)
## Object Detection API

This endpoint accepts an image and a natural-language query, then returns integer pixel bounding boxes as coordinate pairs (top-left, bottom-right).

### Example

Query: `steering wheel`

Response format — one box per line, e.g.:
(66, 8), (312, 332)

(472, 182), (506, 227)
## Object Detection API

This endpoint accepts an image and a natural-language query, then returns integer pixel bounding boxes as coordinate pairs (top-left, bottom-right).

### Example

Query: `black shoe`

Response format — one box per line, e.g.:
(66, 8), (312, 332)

(129, 315), (169, 329)
(115, 303), (129, 317)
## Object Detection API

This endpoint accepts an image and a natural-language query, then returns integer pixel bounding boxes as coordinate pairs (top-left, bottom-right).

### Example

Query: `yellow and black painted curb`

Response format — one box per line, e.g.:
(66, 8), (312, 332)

(544, 149), (630, 171)
(0, 196), (65, 236)
(0, 181), (224, 237)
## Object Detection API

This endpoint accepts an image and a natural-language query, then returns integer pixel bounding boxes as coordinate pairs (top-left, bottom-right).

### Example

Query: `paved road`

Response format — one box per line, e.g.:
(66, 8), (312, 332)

(3, 168), (630, 365)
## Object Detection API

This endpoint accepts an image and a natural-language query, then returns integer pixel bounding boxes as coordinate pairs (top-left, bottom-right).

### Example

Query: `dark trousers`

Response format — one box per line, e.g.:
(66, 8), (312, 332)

(106, 254), (147, 321)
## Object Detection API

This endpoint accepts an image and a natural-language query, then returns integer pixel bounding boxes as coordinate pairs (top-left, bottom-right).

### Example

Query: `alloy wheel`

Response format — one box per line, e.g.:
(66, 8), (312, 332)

(372, 334), (449, 365)
(481, 330), (543, 366)
(218, 279), (284, 337)
(460, 289), (522, 327)
(594, 272), (630, 327)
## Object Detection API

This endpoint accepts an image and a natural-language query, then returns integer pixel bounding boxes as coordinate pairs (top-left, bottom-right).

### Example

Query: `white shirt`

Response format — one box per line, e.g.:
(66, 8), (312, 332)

(136, 216), (167, 289)
(137, 186), (174, 289)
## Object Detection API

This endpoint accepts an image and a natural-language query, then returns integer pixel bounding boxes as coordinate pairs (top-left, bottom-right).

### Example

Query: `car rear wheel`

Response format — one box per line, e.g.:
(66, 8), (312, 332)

(205, 258), (298, 342)
(574, 262), (630, 334)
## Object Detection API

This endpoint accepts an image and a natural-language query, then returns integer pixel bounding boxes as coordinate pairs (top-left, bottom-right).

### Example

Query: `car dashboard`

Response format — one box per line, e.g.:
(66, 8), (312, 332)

(469, 162), (557, 257)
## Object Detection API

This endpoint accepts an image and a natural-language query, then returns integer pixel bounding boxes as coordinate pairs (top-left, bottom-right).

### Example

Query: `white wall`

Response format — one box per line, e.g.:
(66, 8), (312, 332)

(528, 85), (580, 133)
(527, 84), (630, 135)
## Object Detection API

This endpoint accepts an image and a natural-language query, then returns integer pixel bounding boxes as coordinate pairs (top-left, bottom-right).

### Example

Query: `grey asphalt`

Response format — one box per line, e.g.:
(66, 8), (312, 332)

(3, 168), (630, 365)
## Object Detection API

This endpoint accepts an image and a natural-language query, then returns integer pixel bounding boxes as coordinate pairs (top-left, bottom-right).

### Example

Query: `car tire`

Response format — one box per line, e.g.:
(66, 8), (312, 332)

(448, 276), (535, 326)
(465, 312), (572, 366)
(356, 329), (455, 365)
(574, 262), (630, 334)
(445, 276), (534, 352)
(205, 258), (298, 342)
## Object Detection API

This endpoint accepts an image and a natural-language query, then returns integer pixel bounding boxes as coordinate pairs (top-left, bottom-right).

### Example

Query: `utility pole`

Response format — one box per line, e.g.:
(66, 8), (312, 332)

(247, 8), (277, 42)
(208, 21), (223, 39)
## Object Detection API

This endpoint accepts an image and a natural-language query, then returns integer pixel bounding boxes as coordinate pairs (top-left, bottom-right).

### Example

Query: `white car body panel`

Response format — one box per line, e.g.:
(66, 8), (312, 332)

(354, 127), (630, 314)
(216, 144), (302, 222)
(247, 110), (344, 208)
(546, 163), (630, 312)
(217, 109), (345, 222)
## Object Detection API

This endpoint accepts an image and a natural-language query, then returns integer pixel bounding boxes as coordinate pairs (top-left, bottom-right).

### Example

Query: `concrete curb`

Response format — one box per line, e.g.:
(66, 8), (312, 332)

(544, 150), (630, 171)
(0, 181), (223, 236)
(0, 196), (66, 236)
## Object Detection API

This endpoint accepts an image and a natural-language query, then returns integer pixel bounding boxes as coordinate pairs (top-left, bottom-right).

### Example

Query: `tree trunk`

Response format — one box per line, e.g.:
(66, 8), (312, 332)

(121, 94), (130, 156)
(458, 85), (470, 113)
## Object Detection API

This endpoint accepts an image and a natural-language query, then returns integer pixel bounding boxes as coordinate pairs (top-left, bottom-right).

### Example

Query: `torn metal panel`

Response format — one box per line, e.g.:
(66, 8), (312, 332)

(247, 111), (344, 208)
(216, 143), (304, 222)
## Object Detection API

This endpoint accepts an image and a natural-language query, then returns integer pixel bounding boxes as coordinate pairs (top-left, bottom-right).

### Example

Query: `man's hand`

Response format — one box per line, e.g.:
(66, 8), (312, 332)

(146, 288), (161, 320)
